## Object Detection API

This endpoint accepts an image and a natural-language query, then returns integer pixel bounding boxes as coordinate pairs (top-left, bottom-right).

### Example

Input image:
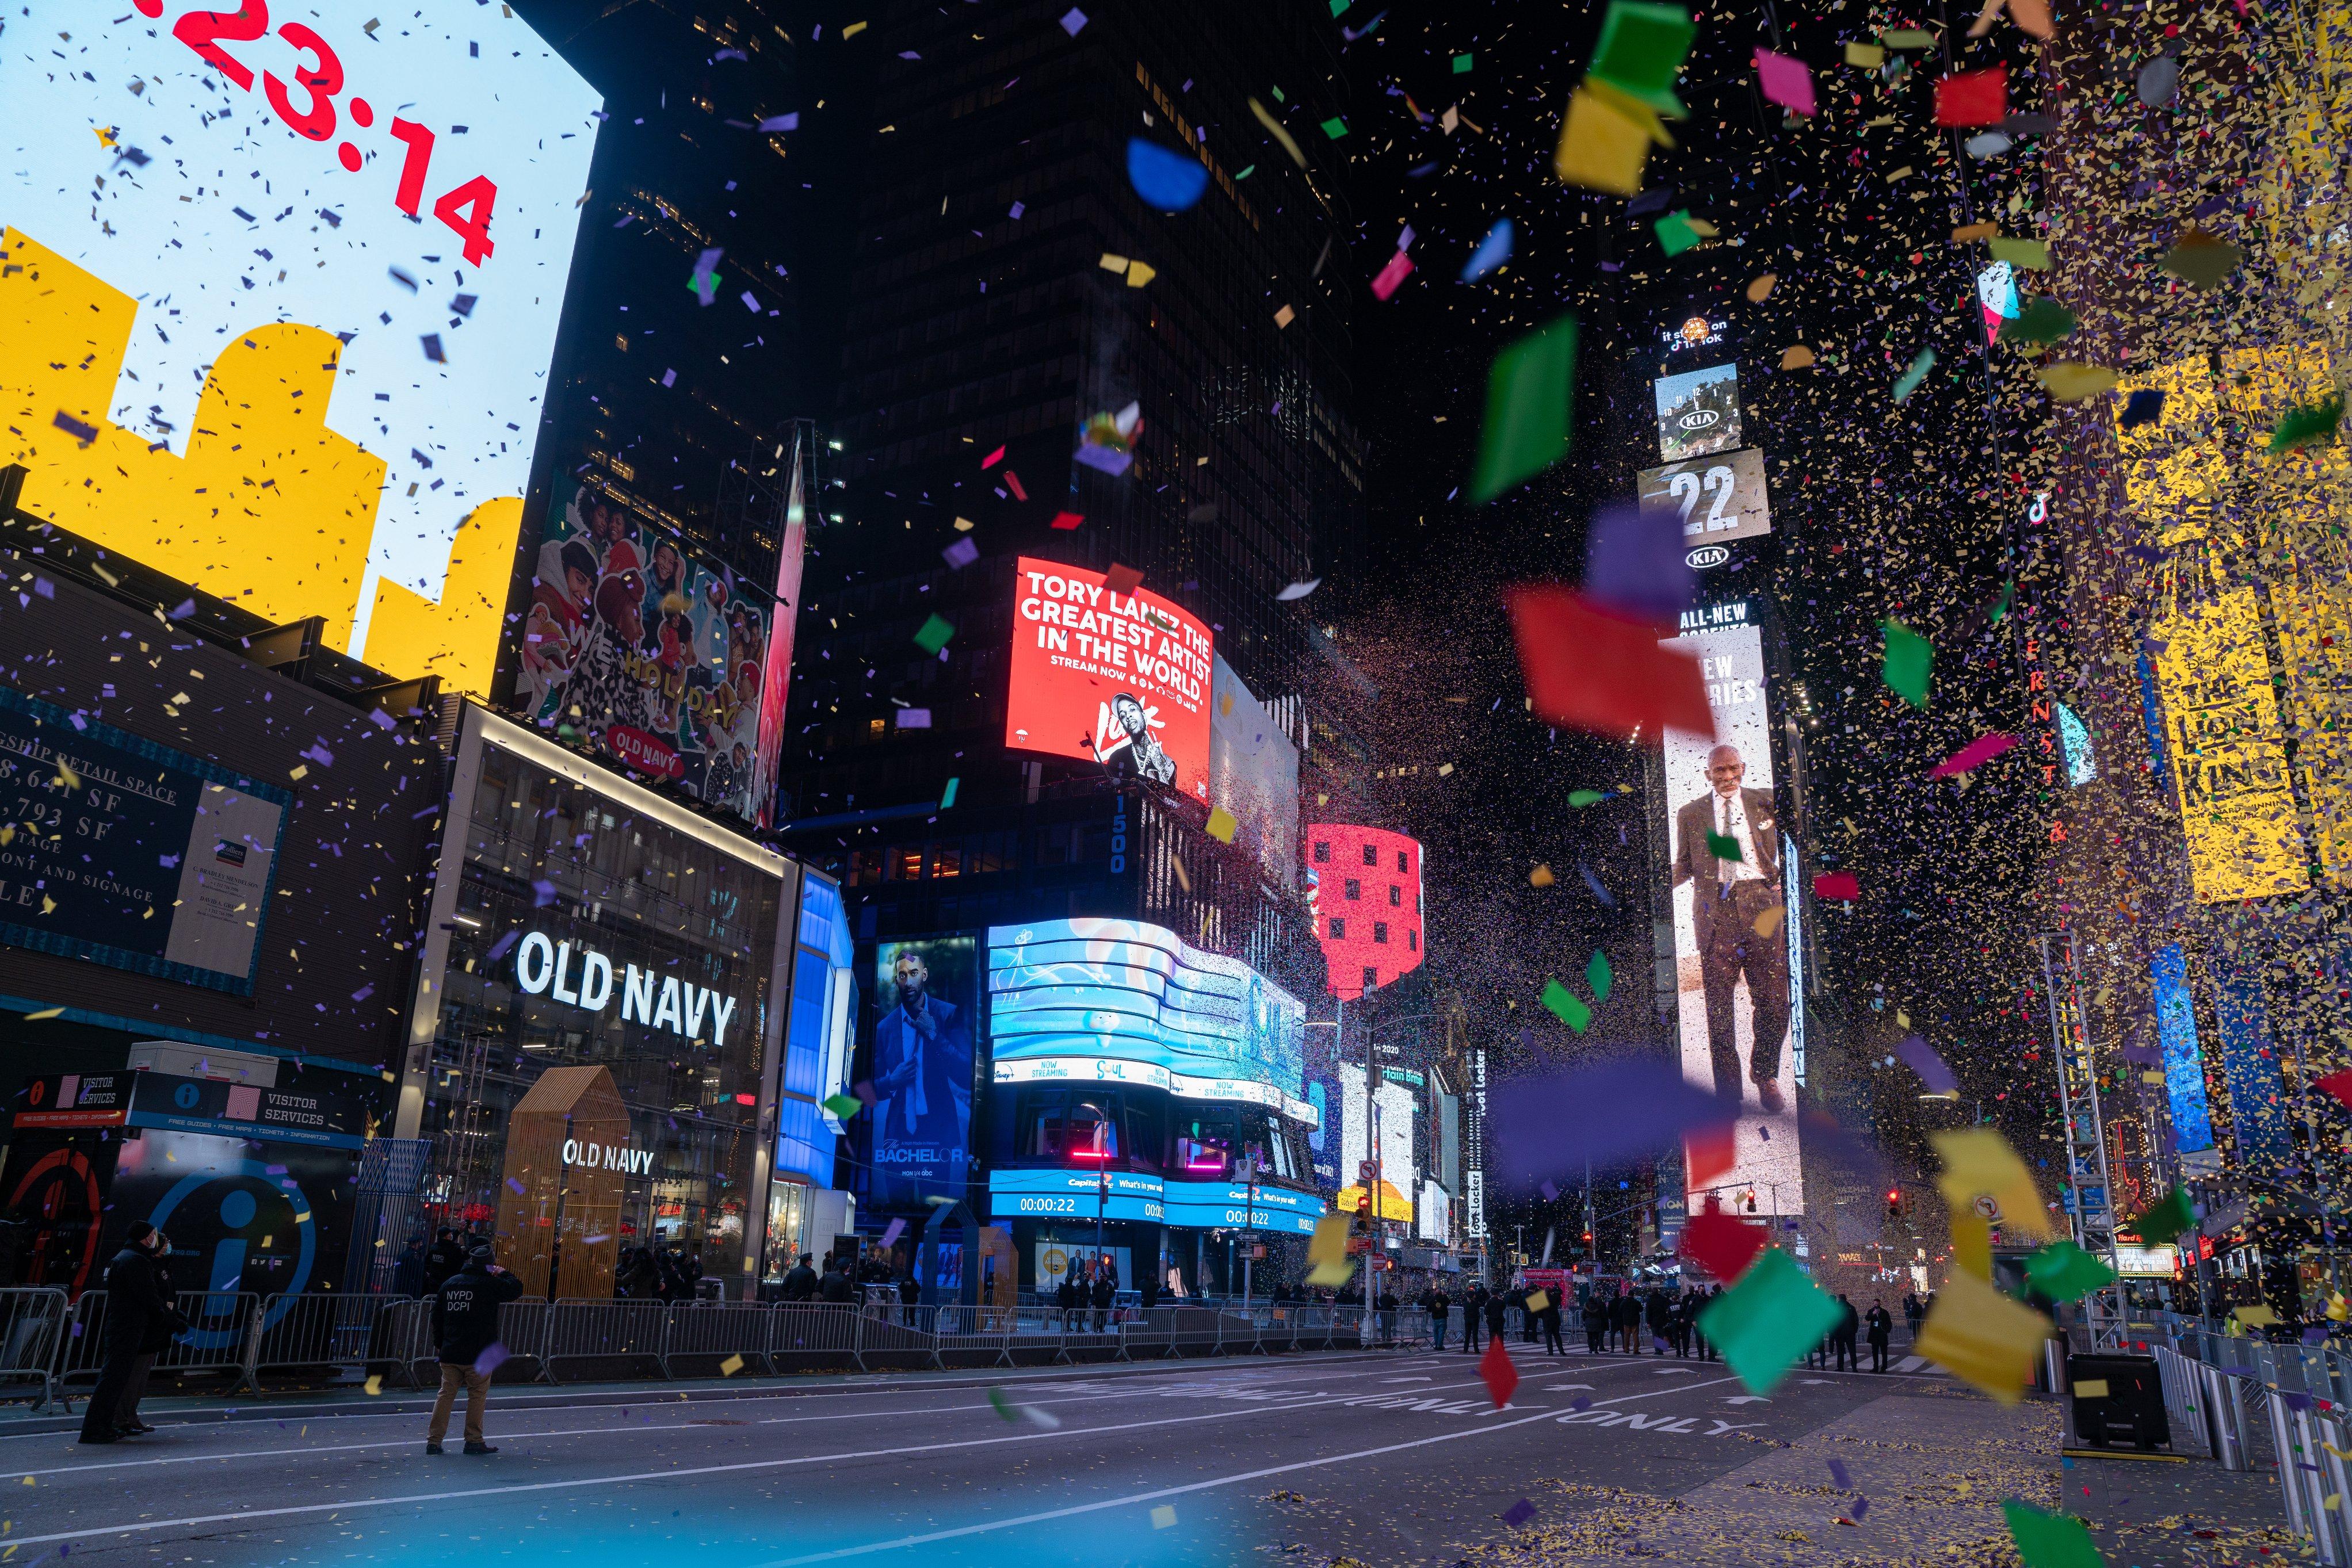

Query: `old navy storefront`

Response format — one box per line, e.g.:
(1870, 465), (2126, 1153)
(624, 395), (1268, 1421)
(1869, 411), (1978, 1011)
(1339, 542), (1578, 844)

(394, 706), (831, 1298)
(981, 919), (1325, 1297)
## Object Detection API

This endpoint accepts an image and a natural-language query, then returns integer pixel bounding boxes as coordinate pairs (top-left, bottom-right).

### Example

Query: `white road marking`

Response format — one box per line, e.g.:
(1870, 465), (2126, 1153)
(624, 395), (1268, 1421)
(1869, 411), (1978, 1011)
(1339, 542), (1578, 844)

(1, 1399), (1349, 1547)
(753, 1408), (1568, 1565)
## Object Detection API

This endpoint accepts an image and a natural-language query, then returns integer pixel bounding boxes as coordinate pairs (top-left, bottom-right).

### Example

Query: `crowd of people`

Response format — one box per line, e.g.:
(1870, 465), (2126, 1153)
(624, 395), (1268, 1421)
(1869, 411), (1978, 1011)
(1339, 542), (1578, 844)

(389, 1228), (712, 1303)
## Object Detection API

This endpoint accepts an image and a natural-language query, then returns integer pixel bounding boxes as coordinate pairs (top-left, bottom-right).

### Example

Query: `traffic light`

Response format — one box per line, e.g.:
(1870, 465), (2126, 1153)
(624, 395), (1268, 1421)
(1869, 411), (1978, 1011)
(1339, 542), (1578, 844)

(1886, 1188), (1902, 1218)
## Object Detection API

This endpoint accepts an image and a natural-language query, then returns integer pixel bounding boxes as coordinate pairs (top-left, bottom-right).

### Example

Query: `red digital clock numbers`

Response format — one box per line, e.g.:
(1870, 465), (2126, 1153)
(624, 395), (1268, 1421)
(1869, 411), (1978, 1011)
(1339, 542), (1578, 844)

(129, 0), (501, 265)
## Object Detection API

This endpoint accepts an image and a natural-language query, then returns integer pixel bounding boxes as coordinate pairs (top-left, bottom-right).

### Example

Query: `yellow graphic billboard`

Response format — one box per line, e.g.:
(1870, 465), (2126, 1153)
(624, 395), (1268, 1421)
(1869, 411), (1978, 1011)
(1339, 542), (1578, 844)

(2149, 590), (2311, 902)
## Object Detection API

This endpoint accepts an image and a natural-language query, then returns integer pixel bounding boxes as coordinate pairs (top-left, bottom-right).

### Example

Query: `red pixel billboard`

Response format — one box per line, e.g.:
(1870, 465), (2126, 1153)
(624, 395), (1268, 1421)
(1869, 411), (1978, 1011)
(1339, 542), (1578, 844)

(1007, 559), (1212, 802)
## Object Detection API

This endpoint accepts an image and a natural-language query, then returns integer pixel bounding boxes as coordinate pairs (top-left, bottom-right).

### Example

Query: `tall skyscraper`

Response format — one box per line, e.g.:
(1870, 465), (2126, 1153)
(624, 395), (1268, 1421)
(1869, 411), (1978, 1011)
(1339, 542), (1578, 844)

(781, 2), (1362, 962)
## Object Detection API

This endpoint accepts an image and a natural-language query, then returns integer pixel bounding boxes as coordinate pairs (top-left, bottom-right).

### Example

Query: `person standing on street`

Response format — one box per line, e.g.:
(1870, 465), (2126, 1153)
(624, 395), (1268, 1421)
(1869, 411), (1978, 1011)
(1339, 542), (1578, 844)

(1903, 1291), (1925, 1338)
(1461, 1283), (1487, 1355)
(1582, 1287), (1609, 1355)
(818, 1253), (854, 1306)
(781, 1252), (818, 1302)
(1613, 1287), (1642, 1355)
(1483, 1287), (1507, 1353)
(391, 1237), (429, 1299)
(112, 1231), (187, 1437)
(422, 1227), (466, 1297)
(1832, 1293), (1860, 1372)
(426, 1245), (523, 1455)
(1538, 1292), (1566, 1356)
(1426, 1283), (1451, 1351)
(1700, 1285), (1724, 1360)
(79, 1223), (172, 1444)
(1866, 1299), (1894, 1372)
(1090, 1260), (1116, 1333)
(1644, 1287), (1672, 1355)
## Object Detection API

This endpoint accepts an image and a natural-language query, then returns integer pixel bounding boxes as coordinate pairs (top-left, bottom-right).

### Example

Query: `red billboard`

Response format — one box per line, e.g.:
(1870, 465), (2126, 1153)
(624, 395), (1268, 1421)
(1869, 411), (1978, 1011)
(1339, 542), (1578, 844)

(1006, 559), (1212, 802)
(1305, 826), (1426, 1000)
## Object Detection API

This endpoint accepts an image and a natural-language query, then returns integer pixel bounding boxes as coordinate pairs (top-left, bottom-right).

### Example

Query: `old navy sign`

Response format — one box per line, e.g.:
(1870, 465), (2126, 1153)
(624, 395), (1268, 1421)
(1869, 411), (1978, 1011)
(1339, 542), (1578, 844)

(514, 930), (741, 1045)
(561, 1137), (656, 1175)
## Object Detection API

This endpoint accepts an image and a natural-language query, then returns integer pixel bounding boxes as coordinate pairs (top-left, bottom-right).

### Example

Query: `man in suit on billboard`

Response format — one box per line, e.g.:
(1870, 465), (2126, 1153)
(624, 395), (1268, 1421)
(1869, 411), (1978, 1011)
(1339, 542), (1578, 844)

(874, 951), (972, 1192)
(1671, 744), (1791, 1112)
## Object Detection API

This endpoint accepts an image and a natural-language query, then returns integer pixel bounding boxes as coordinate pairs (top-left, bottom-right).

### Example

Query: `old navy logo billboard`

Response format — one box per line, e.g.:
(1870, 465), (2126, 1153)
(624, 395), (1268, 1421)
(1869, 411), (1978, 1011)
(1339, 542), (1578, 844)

(513, 930), (741, 1045)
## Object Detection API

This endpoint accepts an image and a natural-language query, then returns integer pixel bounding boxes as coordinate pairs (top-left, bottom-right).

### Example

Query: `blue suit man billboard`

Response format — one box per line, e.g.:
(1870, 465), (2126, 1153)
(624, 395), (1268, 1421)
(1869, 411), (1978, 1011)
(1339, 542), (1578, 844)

(873, 944), (973, 1203)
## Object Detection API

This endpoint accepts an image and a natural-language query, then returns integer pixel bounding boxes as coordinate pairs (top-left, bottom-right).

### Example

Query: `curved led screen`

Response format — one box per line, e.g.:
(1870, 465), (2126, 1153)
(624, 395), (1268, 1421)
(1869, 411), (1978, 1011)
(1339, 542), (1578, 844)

(987, 918), (1310, 1122)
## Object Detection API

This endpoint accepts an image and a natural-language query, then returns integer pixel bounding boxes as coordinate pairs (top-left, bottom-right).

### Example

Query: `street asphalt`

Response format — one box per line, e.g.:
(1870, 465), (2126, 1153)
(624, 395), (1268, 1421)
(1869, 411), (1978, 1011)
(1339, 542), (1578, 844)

(0, 1336), (1996, 1566)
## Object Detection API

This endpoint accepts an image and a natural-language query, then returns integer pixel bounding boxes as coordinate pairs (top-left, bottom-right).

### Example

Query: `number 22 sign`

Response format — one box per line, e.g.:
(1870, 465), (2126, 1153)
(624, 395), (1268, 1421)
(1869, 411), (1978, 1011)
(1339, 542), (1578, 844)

(1637, 446), (1775, 551)
(143, 0), (497, 262)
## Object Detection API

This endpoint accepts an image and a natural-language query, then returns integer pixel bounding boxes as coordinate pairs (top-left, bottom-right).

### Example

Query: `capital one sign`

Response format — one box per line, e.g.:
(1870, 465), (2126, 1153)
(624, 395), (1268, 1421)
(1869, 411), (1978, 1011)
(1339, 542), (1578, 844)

(513, 931), (741, 1046)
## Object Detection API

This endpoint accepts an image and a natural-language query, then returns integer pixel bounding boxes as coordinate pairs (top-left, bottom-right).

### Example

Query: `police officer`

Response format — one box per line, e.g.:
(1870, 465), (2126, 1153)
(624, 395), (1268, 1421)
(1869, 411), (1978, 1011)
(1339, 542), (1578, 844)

(426, 1245), (523, 1455)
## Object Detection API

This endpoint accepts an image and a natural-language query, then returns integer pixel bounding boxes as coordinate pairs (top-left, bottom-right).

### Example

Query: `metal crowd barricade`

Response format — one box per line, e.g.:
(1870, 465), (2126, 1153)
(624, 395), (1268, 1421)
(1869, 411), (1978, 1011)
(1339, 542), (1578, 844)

(154, 1291), (264, 1393)
(1168, 1305), (1222, 1356)
(1213, 1309), (1260, 1356)
(541, 1298), (669, 1383)
(492, 1299), (555, 1382)
(1117, 1305), (1177, 1361)
(768, 1302), (864, 1372)
(2148, 1341), (2215, 1459)
(934, 1304), (1013, 1370)
(666, 1302), (776, 1378)
(0, 1288), (68, 1409)
(56, 1290), (110, 1387)
(856, 1301), (940, 1372)
(249, 1293), (425, 1388)
(379, 1297), (437, 1388)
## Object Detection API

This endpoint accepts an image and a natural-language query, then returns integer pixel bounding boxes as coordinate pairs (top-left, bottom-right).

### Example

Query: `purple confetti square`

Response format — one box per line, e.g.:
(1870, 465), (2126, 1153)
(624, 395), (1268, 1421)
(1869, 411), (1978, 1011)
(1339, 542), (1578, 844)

(1571, 1395), (1591, 1411)
(942, 537), (980, 569)
(1850, 1494), (1869, 1520)
(506, 1177), (527, 1195)
(474, 1341), (509, 1376)
(1827, 1458), (1851, 1489)
(1060, 6), (1087, 34)
(1540, 1181), (1559, 1201)
(1502, 1499), (1536, 1528)
(532, 879), (558, 907)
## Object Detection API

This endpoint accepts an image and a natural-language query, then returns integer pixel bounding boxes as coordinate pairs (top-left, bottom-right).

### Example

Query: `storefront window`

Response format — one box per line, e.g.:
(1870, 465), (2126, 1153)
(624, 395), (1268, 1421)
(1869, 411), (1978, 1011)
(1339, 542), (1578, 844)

(418, 743), (784, 1296)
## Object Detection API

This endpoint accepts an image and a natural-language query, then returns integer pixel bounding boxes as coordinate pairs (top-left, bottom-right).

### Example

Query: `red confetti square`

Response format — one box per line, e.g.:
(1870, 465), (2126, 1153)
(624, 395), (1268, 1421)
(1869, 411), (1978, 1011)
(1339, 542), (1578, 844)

(1479, 1335), (1519, 1409)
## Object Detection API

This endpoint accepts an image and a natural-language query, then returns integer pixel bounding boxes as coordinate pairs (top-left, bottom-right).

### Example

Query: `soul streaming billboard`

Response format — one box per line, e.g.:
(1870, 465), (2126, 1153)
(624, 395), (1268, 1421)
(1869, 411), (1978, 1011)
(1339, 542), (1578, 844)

(513, 471), (799, 828)
(1006, 560), (1212, 802)
(1, 0), (601, 698)
(1657, 600), (1804, 1214)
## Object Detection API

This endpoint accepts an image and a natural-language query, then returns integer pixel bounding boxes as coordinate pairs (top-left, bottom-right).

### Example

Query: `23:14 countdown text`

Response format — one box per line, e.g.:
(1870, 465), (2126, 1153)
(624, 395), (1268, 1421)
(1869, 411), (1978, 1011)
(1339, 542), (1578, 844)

(128, 0), (502, 265)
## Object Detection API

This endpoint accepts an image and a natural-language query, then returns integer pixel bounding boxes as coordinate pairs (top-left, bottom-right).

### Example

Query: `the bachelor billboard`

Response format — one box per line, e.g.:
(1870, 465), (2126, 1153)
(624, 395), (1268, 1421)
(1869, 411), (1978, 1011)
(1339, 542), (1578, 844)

(1006, 559), (1212, 803)
(2, 0), (602, 697)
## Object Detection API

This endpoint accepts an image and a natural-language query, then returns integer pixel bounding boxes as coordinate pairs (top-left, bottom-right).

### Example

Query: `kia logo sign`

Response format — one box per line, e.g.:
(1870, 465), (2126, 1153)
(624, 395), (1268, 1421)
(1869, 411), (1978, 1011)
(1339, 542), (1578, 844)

(1678, 410), (1721, 430)
(1687, 545), (1732, 569)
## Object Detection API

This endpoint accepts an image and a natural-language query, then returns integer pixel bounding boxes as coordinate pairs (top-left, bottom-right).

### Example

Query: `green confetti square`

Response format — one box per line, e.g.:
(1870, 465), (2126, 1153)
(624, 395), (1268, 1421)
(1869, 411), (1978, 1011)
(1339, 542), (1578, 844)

(1330, 0), (1350, 12)
(1654, 209), (1702, 256)
(914, 613), (956, 654)
(2129, 1185), (2196, 1242)
(1467, 313), (1578, 503)
(1698, 1250), (1843, 1395)
(1881, 619), (1931, 708)
(822, 1093), (864, 1120)
(1586, 950), (1613, 1003)
(1453, 52), (1473, 71)
(1705, 830), (1742, 862)
(2023, 1240), (2117, 1302)
(1892, 346), (1937, 403)
(1540, 979), (1593, 1033)
(1321, 116), (1350, 139)
(1588, 0), (1697, 117)
(2002, 1501), (2106, 1568)
(1568, 789), (1607, 808)
(940, 777), (960, 809)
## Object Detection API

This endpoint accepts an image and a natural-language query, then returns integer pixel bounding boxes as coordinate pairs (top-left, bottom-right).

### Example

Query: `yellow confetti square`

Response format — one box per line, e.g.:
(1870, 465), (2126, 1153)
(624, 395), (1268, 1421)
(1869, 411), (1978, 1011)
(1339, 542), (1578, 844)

(1845, 40), (1886, 66)
(1553, 87), (1651, 197)
(364, 1374), (383, 1395)
(1204, 807), (1238, 844)
(720, 1353), (745, 1376)
(1151, 1505), (1177, 1529)
(2073, 1378), (2110, 1398)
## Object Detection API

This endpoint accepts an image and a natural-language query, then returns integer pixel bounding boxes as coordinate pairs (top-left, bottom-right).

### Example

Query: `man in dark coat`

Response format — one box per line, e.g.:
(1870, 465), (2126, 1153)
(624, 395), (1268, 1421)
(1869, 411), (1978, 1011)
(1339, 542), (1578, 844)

(1460, 1284), (1487, 1354)
(112, 1232), (186, 1436)
(1832, 1293), (1861, 1371)
(780, 1252), (819, 1302)
(1582, 1287), (1609, 1355)
(426, 1245), (523, 1455)
(1612, 1287), (1642, 1354)
(818, 1256), (854, 1304)
(79, 1223), (170, 1444)
(391, 1237), (429, 1299)
(1426, 1284), (1452, 1352)
(1865, 1299), (1894, 1372)
(1483, 1288), (1508, 1352)
(1090, 1263), (1116, 1333)
(1644, 1288), (1673, 1353)
(422, 1227), (467, 1296)
(1537, 1291), (1566, 1356)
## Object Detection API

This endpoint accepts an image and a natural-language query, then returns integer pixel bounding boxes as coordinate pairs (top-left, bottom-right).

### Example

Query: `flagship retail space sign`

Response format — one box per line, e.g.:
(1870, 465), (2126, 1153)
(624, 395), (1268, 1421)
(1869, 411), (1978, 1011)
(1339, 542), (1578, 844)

(512, 930), (742, 1045)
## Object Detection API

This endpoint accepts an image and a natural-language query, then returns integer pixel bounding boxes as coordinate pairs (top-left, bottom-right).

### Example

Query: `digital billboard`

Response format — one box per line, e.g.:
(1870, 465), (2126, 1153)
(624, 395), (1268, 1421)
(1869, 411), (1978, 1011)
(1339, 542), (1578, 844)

(1658, 601), (1803, 1213)
(0, 685), (287, 994)
(1, 0), (601, 697)
(868, 936), (979, 1207)
(1209, 653), (1301, 888)
(2151, 943), (2219, 1173)
(514, 475), (796, 827)
(1304, 826), (1425, 1000)
(1336, 1063), (1416, 1221)
(986, 918), (1314, 1124)
(1652, 362), (1742, 462)
(1637, 447), (1773, 557)
(1006, 560), (1212, 803)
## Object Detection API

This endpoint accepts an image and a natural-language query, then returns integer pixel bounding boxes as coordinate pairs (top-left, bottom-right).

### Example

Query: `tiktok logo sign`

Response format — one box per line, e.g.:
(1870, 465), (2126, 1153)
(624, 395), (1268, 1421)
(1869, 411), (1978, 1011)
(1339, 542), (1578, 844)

(147, 1158), (318, 1345)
